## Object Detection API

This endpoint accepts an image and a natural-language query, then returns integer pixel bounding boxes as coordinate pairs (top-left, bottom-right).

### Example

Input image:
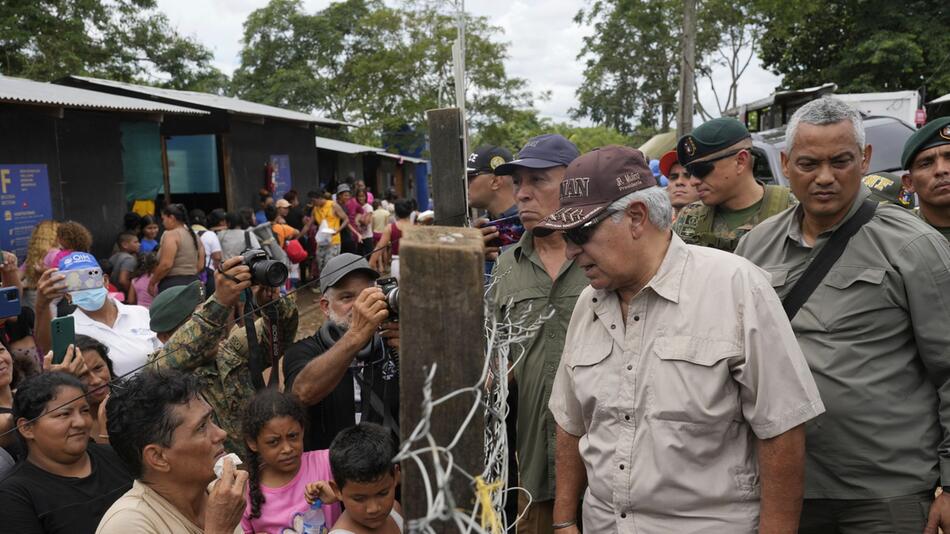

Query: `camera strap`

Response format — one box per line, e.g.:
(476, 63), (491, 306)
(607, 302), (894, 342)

(353, 364), (399, 435)
(243, 287), (279, 390)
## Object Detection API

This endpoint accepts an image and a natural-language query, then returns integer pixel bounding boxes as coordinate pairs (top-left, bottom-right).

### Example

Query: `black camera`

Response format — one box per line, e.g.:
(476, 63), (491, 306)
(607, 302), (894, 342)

(376, 277), (399, 320)
(240, 249), (288, 287)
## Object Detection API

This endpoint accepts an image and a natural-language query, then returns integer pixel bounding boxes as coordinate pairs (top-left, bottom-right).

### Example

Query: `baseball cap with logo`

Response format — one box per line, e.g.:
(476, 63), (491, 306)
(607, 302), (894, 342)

(533, 145), (657, 236)
(467, 145), (513, 175)
(862, 172), (914, 209)
(493, 134), (580, 175)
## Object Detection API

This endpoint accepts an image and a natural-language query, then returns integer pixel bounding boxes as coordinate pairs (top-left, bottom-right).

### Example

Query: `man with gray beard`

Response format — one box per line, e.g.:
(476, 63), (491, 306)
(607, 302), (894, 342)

(283, 253), (400, 451)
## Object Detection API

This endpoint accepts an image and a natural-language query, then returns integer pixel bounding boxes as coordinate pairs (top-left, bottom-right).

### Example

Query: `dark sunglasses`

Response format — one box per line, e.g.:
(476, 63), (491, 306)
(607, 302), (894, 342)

(685, 148), (745, 179)
(562, 209), (616, 246)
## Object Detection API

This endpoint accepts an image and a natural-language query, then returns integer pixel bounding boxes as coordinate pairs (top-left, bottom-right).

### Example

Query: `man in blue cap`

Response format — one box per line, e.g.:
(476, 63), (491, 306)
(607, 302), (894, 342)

(901, 116), (950, 241)
(489, 134), (587, 534)
(672, 117), (796, 252)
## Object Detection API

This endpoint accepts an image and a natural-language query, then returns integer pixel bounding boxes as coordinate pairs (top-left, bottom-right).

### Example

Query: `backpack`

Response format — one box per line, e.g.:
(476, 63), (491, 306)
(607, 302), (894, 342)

(284, 239), (307, 264)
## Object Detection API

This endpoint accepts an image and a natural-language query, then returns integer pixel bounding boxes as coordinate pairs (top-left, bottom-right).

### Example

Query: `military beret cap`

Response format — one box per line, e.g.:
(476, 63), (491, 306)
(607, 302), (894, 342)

(149, 280), (204, 334)
(862, 171), (914, 209)
(901, 117), (950, 170)
(676, 117), (751, 167)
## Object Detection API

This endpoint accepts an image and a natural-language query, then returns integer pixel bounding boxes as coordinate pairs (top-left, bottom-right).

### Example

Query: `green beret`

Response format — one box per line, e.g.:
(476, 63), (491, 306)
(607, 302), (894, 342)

(862, 171), (914, 209)
(901, 117), (950, 169)
(149, 281), (204, 334)
(676, 117), (751, 166)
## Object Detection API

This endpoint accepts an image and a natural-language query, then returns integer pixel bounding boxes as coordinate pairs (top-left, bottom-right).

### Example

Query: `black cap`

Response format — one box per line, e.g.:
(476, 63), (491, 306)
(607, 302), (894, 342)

(467, 145), (513, 175)
(494, 134), (580, 175)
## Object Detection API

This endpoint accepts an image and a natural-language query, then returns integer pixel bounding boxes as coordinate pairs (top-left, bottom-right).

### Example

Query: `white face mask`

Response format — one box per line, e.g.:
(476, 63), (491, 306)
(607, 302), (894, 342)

(70, 287), (108, 311)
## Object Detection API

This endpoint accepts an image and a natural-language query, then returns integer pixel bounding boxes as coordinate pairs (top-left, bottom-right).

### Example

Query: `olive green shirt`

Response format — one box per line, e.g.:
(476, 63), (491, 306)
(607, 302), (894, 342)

(735, 187), (950, 499)
(490, 233), (588, 502)
(917, 209), (950, 242)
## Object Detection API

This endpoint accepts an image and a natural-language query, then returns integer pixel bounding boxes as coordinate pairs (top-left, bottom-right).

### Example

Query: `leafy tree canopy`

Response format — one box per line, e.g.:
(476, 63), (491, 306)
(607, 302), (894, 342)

(0, 0), (227, 92)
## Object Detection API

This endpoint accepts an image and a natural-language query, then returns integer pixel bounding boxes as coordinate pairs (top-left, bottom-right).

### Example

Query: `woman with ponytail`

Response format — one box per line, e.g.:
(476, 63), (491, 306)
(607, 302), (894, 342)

(148, 203), (205, 295)
(241, 389), (340, 533)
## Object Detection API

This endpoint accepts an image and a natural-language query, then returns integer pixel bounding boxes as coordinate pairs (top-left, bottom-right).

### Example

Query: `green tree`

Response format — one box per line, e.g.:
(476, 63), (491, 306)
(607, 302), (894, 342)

(472, 108), (637, 154)
(231, 0), (533, 146)
(0, 0), (226, 92)
(572, 0), (761, 132)
(755, 0), (950, 98)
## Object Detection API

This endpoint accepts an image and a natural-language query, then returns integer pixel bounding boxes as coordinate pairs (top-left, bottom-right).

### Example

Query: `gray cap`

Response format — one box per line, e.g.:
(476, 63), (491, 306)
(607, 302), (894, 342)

(319, 253), (379, 293)
(336, 183), (351, 194)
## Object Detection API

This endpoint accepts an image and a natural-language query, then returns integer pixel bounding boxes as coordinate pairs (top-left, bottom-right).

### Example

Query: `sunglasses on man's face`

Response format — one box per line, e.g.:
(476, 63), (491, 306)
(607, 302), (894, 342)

(685, 149), (745, 179)
(562, 210), (616, 246)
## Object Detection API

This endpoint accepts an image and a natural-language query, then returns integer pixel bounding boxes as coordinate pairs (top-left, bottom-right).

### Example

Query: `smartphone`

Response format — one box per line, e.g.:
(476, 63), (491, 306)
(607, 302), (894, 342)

(0, 286), (20, 320)
(487, 215), (525, 248)
(51, 316), (75, 365)
(61, 266), (104, 293)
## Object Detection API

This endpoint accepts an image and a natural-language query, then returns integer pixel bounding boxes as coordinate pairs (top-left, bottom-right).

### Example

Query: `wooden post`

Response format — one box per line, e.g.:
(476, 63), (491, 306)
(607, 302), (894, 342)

(427, 108), (468, 227)
(399, 226), (484, 531)
(676, 0), (697, 138)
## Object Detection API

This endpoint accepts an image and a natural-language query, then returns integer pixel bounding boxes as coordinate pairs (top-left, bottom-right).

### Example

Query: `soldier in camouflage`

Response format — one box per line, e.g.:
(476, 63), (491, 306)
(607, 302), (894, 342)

(145, 256), (298, 454)
(901, 116), (950, 242)
(672, 117), (796, 252)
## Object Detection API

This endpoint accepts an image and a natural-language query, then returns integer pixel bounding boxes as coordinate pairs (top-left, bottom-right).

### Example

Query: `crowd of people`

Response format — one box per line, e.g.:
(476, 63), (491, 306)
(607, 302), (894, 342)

(0, 97), (948, 534)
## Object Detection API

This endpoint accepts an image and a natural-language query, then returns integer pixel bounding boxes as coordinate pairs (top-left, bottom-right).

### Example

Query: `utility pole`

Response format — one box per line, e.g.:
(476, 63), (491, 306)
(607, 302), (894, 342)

(676, 0), (697, 138)
(452, 0), (468, 165)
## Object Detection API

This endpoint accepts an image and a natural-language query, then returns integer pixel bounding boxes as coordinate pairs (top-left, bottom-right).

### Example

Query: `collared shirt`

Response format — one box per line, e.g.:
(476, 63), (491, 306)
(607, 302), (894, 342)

(490, 232), (588, 502)
(97, 480), (242, 534)
(917, 208), (950, 242)
(736, 187), (950, 499)
(549, 234), (824, 532)
(73, 299), (161, 377)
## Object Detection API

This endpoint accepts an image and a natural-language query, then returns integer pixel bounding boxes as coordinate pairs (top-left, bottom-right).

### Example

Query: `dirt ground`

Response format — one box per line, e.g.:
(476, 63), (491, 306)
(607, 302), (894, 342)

(292, 286), (326, 341)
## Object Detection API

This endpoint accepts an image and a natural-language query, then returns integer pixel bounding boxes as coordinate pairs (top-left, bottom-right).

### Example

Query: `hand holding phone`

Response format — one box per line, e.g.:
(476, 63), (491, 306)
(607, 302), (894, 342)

(0, 286), (20, 320)
(61, 266), (104, 293)
(51, 316), (76, 365)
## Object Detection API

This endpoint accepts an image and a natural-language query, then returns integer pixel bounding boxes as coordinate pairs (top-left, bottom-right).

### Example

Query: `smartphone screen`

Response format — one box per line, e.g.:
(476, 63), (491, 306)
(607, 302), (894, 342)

(488, 217), (525, 248)
(51, 316), (75, 365)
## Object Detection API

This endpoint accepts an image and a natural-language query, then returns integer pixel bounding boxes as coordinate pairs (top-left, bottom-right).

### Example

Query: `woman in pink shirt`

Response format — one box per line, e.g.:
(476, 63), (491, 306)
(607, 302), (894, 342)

(242, 389), (341, 534)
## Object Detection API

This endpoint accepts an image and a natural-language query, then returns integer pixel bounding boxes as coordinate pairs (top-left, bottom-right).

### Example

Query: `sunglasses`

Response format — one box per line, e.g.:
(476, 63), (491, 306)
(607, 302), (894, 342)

(685, 148), (745, 179)
(562, 209), (616, 246)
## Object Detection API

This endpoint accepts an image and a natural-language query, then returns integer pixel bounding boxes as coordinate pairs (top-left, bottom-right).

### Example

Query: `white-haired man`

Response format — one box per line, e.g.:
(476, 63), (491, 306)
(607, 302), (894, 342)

(736, 97), (950, 533)
(542, 145), (824, 533)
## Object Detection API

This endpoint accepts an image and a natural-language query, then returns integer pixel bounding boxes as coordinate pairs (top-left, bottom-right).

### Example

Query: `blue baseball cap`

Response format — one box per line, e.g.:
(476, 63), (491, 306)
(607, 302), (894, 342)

(58, 251), (100, 272)
(494, 134), (580, 175)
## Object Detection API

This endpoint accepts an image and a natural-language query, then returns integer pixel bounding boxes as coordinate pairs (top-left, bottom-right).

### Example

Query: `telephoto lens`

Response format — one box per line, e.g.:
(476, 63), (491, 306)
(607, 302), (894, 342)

(240, 249), (288, 287)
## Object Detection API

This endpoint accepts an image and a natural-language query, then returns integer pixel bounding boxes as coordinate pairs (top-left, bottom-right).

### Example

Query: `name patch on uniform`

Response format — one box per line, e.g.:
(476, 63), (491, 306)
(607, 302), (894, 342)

(561, 177), (590, 199)
(862, 174), (893, 191)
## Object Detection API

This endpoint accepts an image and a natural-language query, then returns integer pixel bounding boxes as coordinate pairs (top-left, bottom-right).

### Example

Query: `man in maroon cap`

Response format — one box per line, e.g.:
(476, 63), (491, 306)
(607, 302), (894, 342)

(542, 145), (824, 534)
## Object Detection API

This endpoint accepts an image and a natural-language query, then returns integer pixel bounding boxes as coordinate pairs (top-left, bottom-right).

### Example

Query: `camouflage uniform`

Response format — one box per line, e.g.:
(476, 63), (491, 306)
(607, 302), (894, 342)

(148, 295), (299, 454)
(672, 184), (797, 252)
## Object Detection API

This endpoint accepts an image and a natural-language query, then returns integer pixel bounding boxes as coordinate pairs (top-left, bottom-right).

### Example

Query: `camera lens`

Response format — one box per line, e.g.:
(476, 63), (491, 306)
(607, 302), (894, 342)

(386, 286), (399, 313)
(252, 260), (288, 287)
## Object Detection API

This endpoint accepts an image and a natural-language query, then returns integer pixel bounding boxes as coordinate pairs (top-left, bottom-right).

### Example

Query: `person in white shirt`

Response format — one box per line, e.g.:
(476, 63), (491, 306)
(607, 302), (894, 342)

(33, 252), (161, 378)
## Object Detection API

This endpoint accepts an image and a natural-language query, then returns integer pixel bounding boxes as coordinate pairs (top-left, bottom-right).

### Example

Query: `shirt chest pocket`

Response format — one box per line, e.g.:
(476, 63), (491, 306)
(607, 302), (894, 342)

(815, 267), (891, 330)
(648, 336), (741, 425)
(567, 340), (618, 426)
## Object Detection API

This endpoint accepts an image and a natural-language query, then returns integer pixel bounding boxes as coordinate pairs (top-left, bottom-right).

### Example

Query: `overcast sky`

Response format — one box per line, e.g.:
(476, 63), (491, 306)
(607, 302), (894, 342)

(155, 0), (783, 126)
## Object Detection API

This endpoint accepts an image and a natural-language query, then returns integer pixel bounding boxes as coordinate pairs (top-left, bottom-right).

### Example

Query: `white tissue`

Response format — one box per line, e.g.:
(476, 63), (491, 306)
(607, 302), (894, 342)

(213, 453), (243, 478)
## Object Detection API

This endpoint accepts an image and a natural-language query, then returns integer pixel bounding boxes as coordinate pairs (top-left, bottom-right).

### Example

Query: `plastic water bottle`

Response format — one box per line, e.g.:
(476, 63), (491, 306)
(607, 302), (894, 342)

(301, 499), (327, 534)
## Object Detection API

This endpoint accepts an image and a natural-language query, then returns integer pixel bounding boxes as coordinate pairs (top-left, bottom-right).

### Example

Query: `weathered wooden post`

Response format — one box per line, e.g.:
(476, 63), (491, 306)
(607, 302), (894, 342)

(426, 108), (468, 227)
(399, 226), (485, 531)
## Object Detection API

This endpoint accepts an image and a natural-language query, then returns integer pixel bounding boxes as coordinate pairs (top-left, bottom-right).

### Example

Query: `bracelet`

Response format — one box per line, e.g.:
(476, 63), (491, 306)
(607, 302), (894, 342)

(552, 519), (577, 530)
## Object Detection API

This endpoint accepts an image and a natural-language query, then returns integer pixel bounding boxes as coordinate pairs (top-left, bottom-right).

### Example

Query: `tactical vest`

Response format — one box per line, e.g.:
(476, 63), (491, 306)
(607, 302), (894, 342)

(676, 184), (795, 252)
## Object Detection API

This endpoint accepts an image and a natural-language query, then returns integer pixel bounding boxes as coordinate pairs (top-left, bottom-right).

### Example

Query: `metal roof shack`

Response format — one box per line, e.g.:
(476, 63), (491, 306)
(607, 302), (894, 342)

(315, 136), (427, 200)
(56, 76), (353, 215)
(0, 75), (212, 259)
(62, 75), (348, 127)
(0, 74), (207, 116)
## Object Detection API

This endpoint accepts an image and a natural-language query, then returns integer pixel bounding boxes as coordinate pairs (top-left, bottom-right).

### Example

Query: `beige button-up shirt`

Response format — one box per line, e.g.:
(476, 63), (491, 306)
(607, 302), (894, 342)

(549, 233), (824, 533)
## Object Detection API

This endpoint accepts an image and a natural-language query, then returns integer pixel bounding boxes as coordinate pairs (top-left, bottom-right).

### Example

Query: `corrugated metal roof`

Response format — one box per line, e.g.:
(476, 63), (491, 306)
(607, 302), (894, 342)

(67, 75), (350, 126)
(0, 75), (207, 114)
(929, 93), (950, 104)
(315, 136), (427, 164)
(315, 136), (382, 154)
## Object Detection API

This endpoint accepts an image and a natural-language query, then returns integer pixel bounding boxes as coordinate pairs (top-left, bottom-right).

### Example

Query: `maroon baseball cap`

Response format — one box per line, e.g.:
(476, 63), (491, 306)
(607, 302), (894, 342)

(534, 145), (657, 236)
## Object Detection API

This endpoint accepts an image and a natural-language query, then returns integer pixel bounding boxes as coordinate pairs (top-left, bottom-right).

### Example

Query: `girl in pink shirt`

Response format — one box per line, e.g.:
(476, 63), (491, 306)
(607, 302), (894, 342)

(242, 390), (341, 534)
(127, 253), (157, 309)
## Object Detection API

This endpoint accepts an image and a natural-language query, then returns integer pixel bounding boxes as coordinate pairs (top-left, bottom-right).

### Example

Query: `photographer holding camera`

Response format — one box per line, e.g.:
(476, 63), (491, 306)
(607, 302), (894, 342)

(133, 254), (298, 455)
(284, 253), (400, 451)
